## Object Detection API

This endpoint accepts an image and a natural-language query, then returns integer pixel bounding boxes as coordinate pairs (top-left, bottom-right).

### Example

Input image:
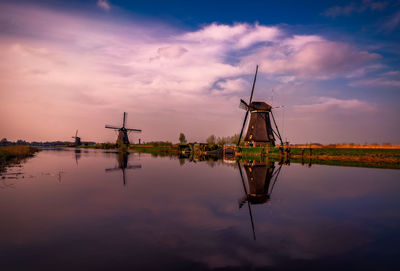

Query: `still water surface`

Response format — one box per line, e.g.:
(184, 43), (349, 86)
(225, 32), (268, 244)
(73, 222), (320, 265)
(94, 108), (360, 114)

(1, 149), (399, 270)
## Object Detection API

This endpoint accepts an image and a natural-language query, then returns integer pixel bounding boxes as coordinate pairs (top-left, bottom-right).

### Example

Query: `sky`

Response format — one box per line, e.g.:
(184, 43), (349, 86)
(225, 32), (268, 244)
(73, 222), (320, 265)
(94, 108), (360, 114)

(0, 0), (399, 144)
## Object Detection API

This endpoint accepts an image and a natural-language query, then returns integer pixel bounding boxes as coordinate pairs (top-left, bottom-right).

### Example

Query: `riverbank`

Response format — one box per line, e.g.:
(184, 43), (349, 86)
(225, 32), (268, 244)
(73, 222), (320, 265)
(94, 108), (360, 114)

(239, 147), (400, 169)
(0, 145), (39, 171)
(75, 144), (400, 169)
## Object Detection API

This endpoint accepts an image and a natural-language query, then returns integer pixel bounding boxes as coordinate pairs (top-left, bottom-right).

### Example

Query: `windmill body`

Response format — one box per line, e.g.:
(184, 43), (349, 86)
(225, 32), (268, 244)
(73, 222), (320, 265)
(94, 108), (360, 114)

(72, 130), (81, 146)
(105, 112), (141, 147)
(244, 102), (275, 147)
(117, 128), (130, 146)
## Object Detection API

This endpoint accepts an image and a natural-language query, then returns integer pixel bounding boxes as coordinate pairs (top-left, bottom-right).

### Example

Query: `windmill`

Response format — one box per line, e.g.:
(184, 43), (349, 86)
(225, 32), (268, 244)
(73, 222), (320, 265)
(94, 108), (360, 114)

(105, 152), (142, 186)
(72, 130), (81, 146)
(105, 112), (141, 147)
(237, 160), (283, 240)
(238, 65), (284, 147)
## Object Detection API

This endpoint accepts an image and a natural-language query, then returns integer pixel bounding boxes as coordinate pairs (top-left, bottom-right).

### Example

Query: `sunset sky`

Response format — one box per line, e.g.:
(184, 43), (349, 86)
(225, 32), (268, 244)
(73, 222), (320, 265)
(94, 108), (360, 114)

(1, 0), (399, 144)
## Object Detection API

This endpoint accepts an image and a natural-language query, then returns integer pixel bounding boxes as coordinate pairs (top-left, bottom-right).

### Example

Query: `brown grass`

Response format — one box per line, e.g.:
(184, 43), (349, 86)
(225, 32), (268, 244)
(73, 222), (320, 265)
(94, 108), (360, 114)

(0, 145), (38, 170)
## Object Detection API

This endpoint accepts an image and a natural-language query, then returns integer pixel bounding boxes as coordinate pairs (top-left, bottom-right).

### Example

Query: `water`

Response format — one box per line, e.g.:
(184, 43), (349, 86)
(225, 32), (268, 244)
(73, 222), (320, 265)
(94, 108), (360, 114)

(1, 149), (399, 270)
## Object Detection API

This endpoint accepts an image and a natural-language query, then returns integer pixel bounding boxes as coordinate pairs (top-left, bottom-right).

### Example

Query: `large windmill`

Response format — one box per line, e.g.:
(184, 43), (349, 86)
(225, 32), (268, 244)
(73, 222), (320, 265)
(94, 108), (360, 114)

(72, 130), (81, 146)
(105, 112), (141, 146)
(238, 65), (284, 147)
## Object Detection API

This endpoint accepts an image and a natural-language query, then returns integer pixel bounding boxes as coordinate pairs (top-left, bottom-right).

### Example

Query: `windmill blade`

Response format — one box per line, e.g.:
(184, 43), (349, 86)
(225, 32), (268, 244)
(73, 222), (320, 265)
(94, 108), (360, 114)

(75, 130), (78, 137)
(237, 161), (256, 240)
(105, 167), (120, 172)
(237, 110), (249, 145)
(269, 163), (282, 196)
(126, 128), (142, 133)
(237, 65), (259, 145)
(122, 168), (126, 186)
(123, 112), (127, 128)
(270, 111), (284, 146)
(126, 164), (142, 170)
(105, 125), (120, 129)
(239, 99), (249, 111)
(248, 65), (259, 104)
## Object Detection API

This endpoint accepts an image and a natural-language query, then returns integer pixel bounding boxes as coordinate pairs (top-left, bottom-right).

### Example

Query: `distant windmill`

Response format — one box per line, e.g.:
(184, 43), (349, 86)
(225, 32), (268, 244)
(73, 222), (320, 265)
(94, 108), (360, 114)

(238, 65), (284, 147)
(72, 130), (81, 146)
(105, 112), (141, 147)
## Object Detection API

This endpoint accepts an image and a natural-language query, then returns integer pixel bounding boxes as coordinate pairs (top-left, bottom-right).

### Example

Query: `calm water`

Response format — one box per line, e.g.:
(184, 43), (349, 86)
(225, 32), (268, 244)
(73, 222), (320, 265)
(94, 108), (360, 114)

(1, 149), (399, 270)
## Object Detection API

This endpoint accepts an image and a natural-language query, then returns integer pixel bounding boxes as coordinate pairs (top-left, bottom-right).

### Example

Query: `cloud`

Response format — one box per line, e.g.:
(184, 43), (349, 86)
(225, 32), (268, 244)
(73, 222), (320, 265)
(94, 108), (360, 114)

(156, 45), (188, 59)
(293, 97), (375, 113)
(97, 0), (111, 11)
(213, 78), (250, 94)
(349, 78), (400, 87)
(323, 0), (388, 17)
(0, 4), (389, 143)
(181, 23), (281, 49)
(242, 39), (379, 78)
(381, 10), (400, 32)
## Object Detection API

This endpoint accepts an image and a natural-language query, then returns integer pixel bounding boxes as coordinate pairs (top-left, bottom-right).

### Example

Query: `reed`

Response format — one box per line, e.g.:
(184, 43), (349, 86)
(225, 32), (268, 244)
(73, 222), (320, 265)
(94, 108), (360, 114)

(0, 145), (38, 169)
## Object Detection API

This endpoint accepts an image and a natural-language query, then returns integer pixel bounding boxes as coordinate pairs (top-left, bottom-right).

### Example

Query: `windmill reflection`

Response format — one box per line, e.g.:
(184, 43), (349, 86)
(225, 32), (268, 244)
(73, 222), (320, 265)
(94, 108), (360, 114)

(237, 160), (283, 240)
(74, 149), (81, 166)
(105, 152), (142, 186)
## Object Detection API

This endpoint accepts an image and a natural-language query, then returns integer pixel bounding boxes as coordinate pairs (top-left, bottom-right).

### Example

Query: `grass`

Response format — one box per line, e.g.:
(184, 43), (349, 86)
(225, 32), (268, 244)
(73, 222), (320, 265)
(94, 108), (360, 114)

(237, 146), (400, 169)
(0, 145), (39, 171)
(129, 145), (179, 155)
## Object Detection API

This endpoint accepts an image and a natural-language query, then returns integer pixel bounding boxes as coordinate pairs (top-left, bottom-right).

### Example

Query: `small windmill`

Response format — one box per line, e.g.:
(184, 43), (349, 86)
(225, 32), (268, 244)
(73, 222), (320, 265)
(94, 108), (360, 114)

(72, 130), (81, 146)
(105, 112), (141, 147)
(238, 65), (284, 147)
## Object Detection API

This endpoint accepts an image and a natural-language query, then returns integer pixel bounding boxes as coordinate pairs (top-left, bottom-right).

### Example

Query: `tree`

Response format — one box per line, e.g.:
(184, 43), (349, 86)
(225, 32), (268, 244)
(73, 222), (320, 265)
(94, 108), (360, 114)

(206, 134), (216, 145)
(179, 133), (187, 144)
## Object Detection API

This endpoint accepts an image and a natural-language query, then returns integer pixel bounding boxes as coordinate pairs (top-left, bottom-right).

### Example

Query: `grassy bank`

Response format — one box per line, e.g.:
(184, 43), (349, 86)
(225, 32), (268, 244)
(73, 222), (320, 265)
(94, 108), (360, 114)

(239, 146), (400, 169)
(0, 145), (39, 171)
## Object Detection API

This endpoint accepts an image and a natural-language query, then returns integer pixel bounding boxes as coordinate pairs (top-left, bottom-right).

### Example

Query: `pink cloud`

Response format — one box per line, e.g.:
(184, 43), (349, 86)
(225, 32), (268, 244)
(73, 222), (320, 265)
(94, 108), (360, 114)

(293, 97), (376, 113)
(242, 40), (379, 78)
(0, 4), (387, 143)
(349, 78), (400, 87)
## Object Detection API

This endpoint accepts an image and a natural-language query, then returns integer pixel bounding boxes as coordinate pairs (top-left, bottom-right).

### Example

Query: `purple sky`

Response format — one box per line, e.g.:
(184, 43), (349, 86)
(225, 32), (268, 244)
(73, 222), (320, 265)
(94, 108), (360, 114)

(0, 1), (399, 144)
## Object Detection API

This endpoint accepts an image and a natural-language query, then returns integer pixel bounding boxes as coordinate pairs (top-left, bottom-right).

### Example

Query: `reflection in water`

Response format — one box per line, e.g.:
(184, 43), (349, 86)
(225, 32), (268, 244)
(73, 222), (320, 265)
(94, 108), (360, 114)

(74, 149), (81, 166)
(105, 152), (142, 185)
(1, 150), (399, 271)
(238, 160), (283, 240)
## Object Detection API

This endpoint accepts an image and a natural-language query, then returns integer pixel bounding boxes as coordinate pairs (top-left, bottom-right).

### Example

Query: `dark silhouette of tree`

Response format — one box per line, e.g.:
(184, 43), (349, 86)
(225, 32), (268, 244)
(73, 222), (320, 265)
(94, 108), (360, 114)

(206, 135), (216, 145)
(179, 133), (187, 144)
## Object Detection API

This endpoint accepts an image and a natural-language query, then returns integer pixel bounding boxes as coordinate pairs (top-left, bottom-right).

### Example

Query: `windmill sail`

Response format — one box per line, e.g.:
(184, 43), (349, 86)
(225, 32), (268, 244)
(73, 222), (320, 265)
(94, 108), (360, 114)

(238, 65), (258, 145)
